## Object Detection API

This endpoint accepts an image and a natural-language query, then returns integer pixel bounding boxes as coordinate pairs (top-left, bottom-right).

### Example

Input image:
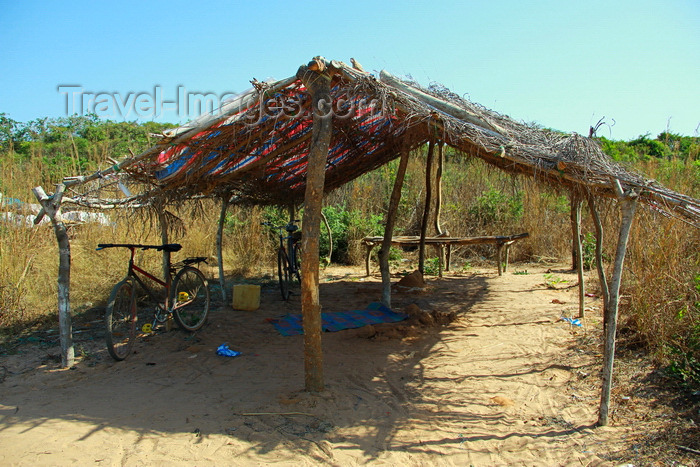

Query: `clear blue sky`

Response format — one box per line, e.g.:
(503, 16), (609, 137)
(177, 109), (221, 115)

(0, 0), (698, 140)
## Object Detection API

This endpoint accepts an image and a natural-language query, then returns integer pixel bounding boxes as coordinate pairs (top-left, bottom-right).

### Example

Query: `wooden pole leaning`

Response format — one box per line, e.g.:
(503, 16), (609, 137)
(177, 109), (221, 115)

(380, 145), (411, 308)
(570, 192), (585, 318)
(598, 183), (638, 426)
(587, 194), (610, 308)
(418, 140), (435, 274)
(434, 141), (447, 271)
(32, 185), (75, 368)
(297, 59), (334, 393)
(321, 210), (333, 266)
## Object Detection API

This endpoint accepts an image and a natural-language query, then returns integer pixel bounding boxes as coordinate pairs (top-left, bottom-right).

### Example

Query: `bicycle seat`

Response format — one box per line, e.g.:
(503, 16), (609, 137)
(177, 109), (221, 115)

(157, 244), (182, 252)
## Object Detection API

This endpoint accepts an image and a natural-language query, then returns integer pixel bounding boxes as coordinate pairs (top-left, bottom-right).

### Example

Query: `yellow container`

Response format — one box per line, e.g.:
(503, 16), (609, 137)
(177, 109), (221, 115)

(232, 284), (261, 311)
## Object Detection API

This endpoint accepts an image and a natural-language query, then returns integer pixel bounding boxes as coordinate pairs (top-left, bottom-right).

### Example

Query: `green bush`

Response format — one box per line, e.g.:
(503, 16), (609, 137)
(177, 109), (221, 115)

(468, 188), (523, 225)
(321, 205), (383, 264)
(423, 257), (442, 276)
(665, 325), (700, 390)
(582, 232), (596, 270)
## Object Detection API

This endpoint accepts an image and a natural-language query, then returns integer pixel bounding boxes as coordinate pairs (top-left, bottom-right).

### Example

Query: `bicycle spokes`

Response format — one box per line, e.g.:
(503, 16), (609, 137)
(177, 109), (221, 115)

(172, 267), (210, 331)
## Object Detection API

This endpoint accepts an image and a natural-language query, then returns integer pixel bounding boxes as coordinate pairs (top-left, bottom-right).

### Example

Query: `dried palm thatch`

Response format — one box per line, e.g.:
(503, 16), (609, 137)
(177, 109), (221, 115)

(61, 58), (700, 227)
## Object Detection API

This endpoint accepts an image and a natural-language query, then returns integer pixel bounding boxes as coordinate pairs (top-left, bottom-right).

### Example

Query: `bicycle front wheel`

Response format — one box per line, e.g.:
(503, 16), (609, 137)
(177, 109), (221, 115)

(278, 248), (291, 300)
(171, 267), (210, 331)
(105, 279), (137, 361)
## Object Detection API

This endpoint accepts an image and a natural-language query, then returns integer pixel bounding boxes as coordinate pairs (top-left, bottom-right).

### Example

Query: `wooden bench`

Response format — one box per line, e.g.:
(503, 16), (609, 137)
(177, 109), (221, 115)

(361, 233), (529, 277)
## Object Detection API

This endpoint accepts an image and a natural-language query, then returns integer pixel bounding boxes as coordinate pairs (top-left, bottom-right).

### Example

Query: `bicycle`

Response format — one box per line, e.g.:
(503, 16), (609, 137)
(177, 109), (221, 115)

(96, 243), (210, 361)
(262, 221), (301, 300)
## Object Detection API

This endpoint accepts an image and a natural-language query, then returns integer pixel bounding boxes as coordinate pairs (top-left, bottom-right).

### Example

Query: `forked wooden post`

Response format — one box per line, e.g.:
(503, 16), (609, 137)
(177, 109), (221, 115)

(570, 192), (585, 318)
(32, 185), (74, 368)
(297, 59), (334, 393)
(598, 185), (638, 426)
(418, 140), (435, 274)
(380, 145), (410, 308)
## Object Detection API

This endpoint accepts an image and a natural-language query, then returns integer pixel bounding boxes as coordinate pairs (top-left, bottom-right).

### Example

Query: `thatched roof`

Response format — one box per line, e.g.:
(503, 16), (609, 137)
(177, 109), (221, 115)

(63, 57), (700, 227)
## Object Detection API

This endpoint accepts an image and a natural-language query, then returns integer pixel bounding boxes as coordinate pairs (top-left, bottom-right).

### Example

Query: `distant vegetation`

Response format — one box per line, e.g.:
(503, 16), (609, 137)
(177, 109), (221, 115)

(1, 113), (698, 387)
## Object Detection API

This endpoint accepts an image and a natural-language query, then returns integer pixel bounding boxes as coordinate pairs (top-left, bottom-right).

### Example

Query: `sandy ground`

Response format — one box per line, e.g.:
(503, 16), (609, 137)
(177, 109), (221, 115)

(0, 264), (649, 465)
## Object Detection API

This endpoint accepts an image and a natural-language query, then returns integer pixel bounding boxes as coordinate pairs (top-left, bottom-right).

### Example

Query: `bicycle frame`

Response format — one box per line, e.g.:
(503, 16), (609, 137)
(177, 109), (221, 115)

(280, 228), (300, 277)
(98, 243), (201, 323)
(122, 246), (172, 314)
(263, 221), (301, 300)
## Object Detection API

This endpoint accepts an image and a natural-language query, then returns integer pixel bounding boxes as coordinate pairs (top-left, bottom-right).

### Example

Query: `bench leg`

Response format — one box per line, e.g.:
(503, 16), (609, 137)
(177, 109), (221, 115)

(445, 244), (451, 272)
(497, 245), (503, 276)
(365, 244), (373, 277)
(504, 245), (511, 273)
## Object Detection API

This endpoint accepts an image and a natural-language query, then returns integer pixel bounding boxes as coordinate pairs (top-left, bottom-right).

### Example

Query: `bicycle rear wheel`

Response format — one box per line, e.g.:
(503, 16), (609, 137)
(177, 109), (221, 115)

(278, 248), (291, 300)
(171, 266), (210, 331)
(105, 279), (137, 361)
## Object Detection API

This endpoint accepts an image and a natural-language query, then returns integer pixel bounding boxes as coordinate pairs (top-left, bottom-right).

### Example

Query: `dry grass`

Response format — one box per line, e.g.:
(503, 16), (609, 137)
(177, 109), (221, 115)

(1, 147), (698, 372)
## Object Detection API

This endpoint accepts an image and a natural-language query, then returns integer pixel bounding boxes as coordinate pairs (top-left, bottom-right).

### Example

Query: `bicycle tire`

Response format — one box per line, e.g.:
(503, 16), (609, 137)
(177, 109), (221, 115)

(278, 248), (291, 300)
(105, 279), (137, 361)
(171, 266), (210, 331)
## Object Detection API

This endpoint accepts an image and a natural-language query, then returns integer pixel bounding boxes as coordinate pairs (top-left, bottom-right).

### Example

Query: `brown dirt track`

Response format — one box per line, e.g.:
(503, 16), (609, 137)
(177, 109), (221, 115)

(0, 264), (696, 465)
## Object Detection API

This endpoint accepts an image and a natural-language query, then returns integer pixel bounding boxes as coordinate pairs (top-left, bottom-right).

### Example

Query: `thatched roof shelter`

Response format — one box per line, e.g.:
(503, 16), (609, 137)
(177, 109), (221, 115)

(33, 57), (700, 427)
(60, 58), (699, 226)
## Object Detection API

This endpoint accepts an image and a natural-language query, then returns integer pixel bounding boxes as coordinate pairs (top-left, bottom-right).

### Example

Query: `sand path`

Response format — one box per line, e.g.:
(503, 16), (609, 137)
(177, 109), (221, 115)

(0, 265), (631, 465)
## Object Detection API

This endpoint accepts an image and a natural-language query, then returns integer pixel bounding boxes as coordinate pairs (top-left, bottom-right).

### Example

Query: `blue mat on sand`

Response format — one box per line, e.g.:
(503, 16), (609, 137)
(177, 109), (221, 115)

(267, 302), (407, 336)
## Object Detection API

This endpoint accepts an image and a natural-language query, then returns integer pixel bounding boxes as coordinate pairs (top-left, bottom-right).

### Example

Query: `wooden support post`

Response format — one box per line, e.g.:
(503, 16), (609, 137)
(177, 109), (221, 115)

(32, 185), (74, 368)
(297, 60), (334, 393)
(571, 193), (585, 318)
(418, 140), (435, 274)
(216, 196), (230, 303)
(598, 188), (638, 426)
(380, 146), (410, 308)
